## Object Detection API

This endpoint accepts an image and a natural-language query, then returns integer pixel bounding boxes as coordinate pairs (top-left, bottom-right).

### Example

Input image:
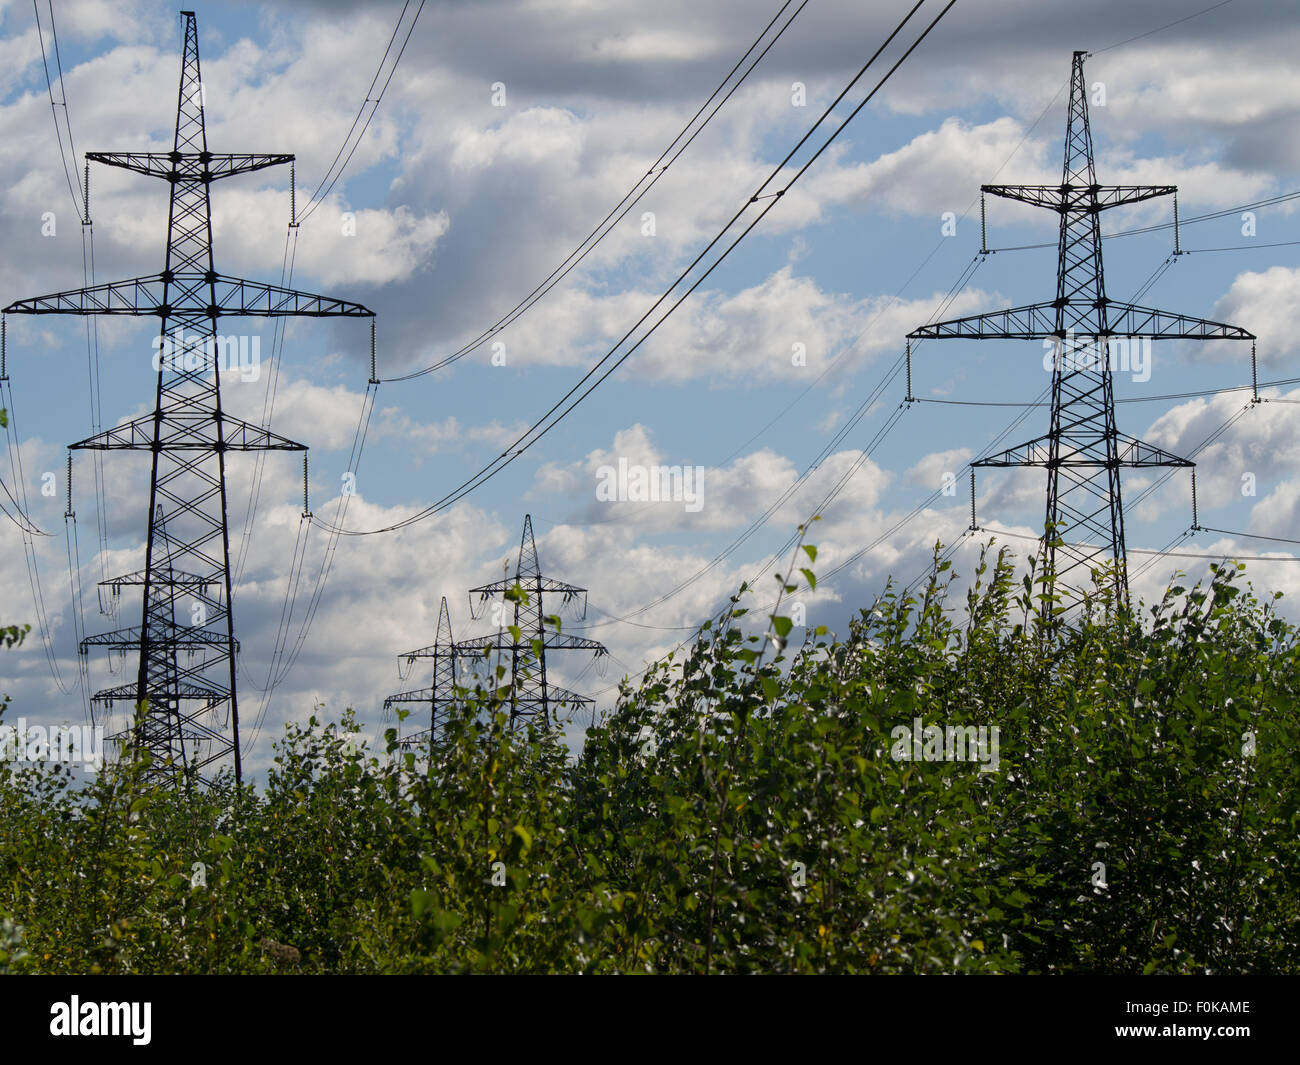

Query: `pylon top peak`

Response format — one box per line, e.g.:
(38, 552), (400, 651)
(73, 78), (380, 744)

(516, 514), (541, 578)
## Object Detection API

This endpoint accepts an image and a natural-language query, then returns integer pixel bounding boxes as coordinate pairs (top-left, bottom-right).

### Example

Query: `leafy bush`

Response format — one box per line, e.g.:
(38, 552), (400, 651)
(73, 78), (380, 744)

(1, 539), (1296, 973)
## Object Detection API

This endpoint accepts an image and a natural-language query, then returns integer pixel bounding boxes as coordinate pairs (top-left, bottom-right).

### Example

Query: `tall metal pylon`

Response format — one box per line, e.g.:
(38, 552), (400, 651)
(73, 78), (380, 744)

(3, 11), (373, 786)
(908, 50), (1254, 602)
(458, 515), (607, 727)
(384, 596), (460, 758)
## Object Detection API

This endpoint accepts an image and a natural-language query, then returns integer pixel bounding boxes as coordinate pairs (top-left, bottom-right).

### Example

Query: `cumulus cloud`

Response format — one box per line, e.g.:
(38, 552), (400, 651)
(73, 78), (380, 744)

(1210, 267), (1300, 367)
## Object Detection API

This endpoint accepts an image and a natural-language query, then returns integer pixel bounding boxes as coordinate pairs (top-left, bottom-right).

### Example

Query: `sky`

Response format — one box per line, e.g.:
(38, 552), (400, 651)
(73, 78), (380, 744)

(1, 0), (1298, 780)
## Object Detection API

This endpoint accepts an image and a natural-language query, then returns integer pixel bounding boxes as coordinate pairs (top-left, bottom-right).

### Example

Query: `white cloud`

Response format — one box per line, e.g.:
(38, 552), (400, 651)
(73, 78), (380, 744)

(1210, 266), (1300, 367)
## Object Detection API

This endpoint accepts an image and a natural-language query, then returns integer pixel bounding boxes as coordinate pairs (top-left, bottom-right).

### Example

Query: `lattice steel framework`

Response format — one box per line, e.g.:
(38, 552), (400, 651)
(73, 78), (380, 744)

(384, 596), (459, 758)
(908, 51), (1253, 601)
(458, 515), (606, 727)
(3, 12), (373, 786)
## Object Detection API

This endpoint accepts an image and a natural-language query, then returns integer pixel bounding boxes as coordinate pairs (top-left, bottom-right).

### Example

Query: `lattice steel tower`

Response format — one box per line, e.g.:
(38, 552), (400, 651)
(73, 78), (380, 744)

(385, 596), (460, 757)
(458, 515), (607, 727)
(4, 11), (373, 786)
(908, 50), (1253, 601)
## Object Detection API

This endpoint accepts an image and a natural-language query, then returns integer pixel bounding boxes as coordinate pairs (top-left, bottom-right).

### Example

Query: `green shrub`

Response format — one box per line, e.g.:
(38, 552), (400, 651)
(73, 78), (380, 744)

(1, 539), (1296, 973)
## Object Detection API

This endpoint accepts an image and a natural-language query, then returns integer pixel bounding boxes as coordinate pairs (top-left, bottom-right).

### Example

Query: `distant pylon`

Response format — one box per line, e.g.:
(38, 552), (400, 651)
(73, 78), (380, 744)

(908, 50), (1254, 602)
(81, 506), (233, 784)
(384, 596), (459, 758)
(3, 11), (373, 787)
(457, 515), (606, 727)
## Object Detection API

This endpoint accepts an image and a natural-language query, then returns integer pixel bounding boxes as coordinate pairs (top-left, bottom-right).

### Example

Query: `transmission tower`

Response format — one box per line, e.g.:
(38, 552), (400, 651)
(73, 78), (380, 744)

(3, 11), (373, 786)
(908, 50), (1254, 602)
(384, 596), (460, 758)
(457, 515), (607, 728)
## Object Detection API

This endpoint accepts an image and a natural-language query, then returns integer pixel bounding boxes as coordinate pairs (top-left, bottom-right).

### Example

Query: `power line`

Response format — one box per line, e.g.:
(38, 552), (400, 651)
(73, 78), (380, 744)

(1182, 240), (1300, 253)
(31, 0), (84, 219)
(297, 1), (428, 223)
(1090, 0), (1239, 55)
(1193, 525), (1300, 549)
(314, 0), (959, 538)
(384, 0), (812, 383)
(571, 252), (988, 630)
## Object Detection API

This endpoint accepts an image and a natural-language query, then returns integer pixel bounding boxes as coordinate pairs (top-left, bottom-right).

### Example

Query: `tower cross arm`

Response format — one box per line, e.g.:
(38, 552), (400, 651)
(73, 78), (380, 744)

(71, 413), (307, 452)
(384, 687), (438, 708)
(4, 274), (167, 315)
(468, 576), (588, 597)
(211, 275), (374, 318)
(543, 685), (595, 708)
(973, 431), (1192, 469)
(87, 151), (293, 182)
(1103, 301), (1254, 340)
(399, 644), (447, 661)
(92, 679), (227, 704)
(909, 301), (1058, 339)
(909, 300), (1255, 341)
(4, 274), (372, 319)
(455, 633), (606, 653)
(982, 184), (1177, 211)
(81, 626), (239, 652)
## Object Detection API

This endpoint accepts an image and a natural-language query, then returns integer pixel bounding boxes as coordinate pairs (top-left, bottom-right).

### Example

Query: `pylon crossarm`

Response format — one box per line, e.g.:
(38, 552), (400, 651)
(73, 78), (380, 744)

(1114, 435), (1193, 467)
(544, 685), (595, 708)
(93, 679), (225, 703)
(398, 643), (462, 661)
(4, 274), (167, 315)
(909, 302), (1060, 339)
(87, 151), (293, 181)
(467, 576), (588, 597)
(973, 432), (1191, 469)
(81, 626), (238, 652)
(1101, 301), (1254, 340)
(399, 646), (440, 661)
(909, 300), (1254, 341)
(4, 274), (371, 318)
(972, 437), (1054, 467)
(982, 183), (1176, 211)
(455, 632), (605, 652)
(384, 688), (437, 707)
(209, 275), (373, 318)
(99, 568), (209, 589)
(542, 634), (607, 651)
(72, 414), (306, 452)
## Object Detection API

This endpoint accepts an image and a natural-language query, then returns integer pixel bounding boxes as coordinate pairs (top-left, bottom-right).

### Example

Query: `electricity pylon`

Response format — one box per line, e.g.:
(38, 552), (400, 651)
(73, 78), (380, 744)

(457, 515), (607, 727)
(3, 11), (373, 786)
(384, 596), (459, 758)
(908, 50), (1253, 603)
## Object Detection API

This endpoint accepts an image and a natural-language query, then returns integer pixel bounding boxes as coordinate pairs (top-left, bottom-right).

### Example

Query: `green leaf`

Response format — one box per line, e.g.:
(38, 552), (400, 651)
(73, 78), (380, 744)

(410, 888), (433, 918)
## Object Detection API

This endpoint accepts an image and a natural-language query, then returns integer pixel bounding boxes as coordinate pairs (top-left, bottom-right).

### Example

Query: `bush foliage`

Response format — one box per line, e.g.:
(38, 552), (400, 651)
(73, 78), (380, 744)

(2, 540), (1297, 973)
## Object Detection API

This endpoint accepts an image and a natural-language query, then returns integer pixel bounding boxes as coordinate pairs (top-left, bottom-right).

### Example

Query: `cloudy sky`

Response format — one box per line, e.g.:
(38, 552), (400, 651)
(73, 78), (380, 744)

(1, 0), (1298, 778)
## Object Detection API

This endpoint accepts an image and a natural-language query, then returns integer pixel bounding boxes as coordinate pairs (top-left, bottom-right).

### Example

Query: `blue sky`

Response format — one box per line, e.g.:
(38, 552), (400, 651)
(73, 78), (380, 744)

(2, 0), (1298, 777)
